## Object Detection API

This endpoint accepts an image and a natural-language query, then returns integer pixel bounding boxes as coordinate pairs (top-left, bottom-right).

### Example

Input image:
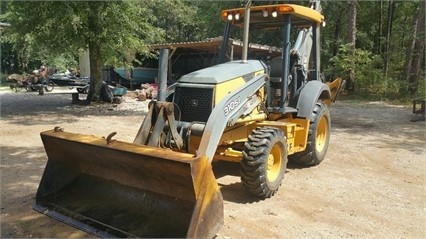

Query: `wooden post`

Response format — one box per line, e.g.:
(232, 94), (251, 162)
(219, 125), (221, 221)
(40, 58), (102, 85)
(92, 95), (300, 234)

(72, 93), (79, 104)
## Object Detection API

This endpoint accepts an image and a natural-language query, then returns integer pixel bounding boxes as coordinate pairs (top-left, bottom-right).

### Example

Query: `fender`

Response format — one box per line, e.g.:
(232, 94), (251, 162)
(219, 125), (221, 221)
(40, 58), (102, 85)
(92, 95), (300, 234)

(296, 80), (330, 120)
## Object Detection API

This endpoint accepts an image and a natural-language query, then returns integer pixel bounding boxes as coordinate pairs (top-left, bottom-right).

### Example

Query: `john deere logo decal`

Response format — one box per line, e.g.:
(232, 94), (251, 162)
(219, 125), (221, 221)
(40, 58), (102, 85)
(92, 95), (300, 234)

(191, 99), (198, 107)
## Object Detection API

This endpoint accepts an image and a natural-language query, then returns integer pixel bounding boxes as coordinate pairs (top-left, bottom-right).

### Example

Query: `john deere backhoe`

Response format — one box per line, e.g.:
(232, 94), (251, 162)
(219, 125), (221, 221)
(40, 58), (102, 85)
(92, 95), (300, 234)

(33, 0), (341, 238)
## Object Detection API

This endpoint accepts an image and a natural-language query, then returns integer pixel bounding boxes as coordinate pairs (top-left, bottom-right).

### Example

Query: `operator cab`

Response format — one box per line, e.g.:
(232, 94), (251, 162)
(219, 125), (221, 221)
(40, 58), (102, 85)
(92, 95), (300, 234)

(220, 3), (325, 114)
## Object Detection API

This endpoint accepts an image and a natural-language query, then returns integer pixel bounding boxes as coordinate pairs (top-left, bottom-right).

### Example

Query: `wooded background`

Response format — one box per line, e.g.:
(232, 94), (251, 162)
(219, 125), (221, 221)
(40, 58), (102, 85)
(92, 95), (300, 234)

(1, 0), (424, 100)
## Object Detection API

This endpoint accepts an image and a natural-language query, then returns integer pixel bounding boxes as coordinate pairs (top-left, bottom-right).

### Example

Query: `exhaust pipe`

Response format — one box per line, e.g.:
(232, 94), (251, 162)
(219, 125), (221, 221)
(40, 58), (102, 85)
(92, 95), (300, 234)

(241, 0), (252, 63)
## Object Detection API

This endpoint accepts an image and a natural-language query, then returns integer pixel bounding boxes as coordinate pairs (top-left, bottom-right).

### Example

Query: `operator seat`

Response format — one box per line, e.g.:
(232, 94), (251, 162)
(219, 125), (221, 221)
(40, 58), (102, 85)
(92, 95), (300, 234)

(269, 57), (283, 86)
(269, 55), (297, 83)
(268, 55), (298, 103)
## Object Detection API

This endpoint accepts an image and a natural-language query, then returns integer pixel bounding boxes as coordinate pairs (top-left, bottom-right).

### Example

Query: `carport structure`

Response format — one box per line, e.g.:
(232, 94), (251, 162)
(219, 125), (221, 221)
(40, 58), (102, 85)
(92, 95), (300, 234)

(150, 36), (282, 82)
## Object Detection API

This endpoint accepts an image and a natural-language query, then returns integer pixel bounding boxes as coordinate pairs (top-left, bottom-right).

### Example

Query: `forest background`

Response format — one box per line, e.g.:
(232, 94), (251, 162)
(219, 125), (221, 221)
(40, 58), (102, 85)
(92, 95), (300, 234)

(0, 0), (424, 101)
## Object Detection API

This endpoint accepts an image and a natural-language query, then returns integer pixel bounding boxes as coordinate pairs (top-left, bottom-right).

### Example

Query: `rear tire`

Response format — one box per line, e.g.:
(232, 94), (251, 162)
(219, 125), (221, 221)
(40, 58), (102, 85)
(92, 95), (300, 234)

(77, 87), (88, 93)
(241, 127), (287, 198)
(290, 101), (330, 166)
(45, 82), (54, 92)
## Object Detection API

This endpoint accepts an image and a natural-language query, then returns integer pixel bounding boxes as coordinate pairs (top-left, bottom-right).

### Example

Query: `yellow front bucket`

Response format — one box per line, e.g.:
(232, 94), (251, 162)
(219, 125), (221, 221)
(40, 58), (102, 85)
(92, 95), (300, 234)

(33, 129), (223, 238)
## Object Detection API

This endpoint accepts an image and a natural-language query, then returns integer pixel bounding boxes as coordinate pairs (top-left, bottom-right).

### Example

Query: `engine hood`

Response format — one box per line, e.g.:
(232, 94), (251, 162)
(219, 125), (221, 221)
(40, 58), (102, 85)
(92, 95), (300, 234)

(178, 60), (267, 84)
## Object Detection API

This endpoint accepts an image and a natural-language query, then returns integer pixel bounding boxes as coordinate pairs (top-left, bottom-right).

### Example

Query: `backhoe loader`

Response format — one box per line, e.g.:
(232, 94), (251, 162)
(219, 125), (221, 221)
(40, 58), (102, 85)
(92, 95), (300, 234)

(33, 0), (341, 238)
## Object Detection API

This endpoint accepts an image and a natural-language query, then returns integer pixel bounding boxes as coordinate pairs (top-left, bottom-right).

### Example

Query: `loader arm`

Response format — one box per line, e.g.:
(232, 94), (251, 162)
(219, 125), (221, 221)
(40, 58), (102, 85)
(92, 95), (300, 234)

(198, 73), (267, 161)
(133, 101), (183, 149)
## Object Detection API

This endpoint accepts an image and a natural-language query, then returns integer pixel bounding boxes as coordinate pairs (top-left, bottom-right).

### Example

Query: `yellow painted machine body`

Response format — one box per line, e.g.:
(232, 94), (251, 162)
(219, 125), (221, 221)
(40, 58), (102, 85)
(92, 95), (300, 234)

(33, 2), (341, 238)
(175, 62), (340, 162)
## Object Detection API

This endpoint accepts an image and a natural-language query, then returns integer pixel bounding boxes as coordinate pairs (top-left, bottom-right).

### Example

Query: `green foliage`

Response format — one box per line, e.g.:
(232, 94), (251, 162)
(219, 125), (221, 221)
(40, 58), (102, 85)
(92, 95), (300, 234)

(1, 1), (164, 70)
(0, 0), (424, 102)
(327, 44), (369, 79)
(320, 1), (424, 100)
(327, 44), (385, 94)
(50, 53), (78, 72)
(146, 0), (198, 42)
(327, 42), (424, 100)
(0, 74), (7, 84)
(192, 1), (244, 40)
(416, 77), (426, 98)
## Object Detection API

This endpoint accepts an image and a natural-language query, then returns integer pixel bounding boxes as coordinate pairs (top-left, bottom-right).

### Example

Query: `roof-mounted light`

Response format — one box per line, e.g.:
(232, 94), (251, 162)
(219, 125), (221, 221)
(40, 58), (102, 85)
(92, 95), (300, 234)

(278, 5), (293, 13)
(262, 10), (268, 17)
(221, 11), (228, 20)
(272, 10), (278, 18)
(221, 10), (242, 21)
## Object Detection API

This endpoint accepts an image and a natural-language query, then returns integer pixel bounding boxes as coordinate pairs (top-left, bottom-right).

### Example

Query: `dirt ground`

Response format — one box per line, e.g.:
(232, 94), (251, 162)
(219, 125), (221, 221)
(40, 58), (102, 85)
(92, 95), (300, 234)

(1, 88), (425, 238)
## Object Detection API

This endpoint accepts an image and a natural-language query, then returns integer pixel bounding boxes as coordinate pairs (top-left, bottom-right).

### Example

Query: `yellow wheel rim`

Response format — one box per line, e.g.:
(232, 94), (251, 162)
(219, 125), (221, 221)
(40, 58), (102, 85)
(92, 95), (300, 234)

(267, 144), (282, 182)
(316, 114), (328, 153)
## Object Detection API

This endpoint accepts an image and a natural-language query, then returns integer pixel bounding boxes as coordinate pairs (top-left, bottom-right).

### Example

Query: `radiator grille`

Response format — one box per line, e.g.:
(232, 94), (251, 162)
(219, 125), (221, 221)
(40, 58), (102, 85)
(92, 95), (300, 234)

(173, 87), (214, 123)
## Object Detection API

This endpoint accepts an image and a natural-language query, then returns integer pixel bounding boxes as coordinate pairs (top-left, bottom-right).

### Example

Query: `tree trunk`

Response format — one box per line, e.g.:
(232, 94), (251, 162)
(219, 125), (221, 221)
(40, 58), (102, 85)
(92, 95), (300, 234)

(408, 1), (425, 95)
(347, 0), (357, 48)
(401, 5), (419, 87)
(375, 0), (383, 55)
(383, 0), (396, 78)
(85, 2), (104, 103)
(347, 0), (357, 92)
(332, 3), (344, 57)
(86, 43), (103, 103)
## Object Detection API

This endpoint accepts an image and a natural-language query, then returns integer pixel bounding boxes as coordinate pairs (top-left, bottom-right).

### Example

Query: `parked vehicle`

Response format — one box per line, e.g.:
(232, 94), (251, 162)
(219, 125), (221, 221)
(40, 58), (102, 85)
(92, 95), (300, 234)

(8, 74), (30, 93)
(9, 72), (54, 93)
(113, 67), (158, 87)
(49, 73), (90, 93)
(27, 73), (54, 92)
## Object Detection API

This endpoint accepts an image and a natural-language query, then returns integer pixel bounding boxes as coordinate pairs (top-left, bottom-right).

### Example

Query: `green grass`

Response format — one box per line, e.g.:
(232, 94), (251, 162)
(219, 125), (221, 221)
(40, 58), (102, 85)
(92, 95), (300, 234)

(0, 80), (11, 91)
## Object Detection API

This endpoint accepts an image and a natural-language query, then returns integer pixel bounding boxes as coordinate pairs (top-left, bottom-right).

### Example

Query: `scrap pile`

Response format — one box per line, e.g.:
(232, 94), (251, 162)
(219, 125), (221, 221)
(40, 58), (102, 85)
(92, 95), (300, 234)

(135, 83), (158, 101)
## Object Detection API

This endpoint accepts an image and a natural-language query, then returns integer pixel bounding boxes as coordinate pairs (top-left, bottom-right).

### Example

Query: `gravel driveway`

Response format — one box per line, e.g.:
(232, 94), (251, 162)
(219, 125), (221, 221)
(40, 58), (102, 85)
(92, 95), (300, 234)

(1, 89), (425, 238)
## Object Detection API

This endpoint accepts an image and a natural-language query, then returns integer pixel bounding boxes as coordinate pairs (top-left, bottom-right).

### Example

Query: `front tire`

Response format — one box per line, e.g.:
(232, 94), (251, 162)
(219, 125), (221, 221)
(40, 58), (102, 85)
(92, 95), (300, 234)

(241, 127), (287, 198)
(10, 83), (21, 93)
(290, 101), (330, 166)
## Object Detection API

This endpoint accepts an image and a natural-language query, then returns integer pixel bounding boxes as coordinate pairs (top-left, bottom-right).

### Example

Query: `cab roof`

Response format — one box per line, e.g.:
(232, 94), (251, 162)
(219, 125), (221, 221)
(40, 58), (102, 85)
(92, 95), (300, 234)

(221, 4), (324, 29)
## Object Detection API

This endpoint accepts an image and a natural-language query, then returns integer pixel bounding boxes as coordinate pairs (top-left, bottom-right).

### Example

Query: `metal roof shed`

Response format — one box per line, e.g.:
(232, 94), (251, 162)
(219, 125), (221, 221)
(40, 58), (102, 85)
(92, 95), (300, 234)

(150, 36), (281, 81)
